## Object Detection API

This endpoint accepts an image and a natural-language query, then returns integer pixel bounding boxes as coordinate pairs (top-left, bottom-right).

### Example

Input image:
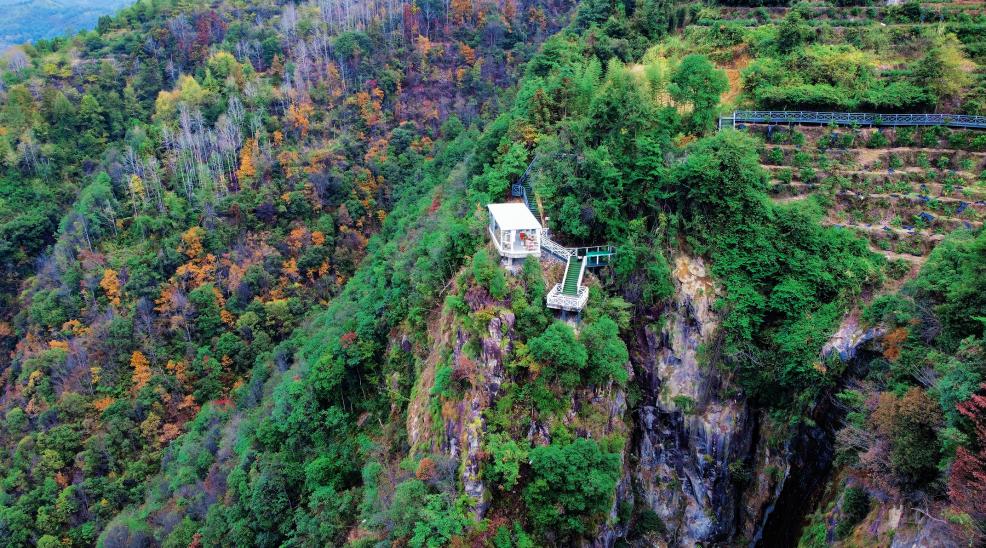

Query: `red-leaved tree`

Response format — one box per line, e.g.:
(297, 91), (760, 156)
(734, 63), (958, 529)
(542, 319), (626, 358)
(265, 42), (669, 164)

(950, 383), (986, 519)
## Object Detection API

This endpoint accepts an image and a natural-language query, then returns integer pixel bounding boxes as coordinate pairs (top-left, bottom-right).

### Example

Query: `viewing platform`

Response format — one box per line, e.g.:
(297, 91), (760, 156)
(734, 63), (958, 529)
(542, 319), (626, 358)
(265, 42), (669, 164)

(546, 253), (589, 312)
(488, 202), (614, 313)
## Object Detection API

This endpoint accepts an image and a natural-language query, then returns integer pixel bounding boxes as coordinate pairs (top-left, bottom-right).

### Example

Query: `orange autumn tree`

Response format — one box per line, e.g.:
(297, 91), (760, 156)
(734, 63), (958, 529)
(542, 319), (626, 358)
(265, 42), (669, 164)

(882, 327), (909, 361)
(175, 227), (217, 288)
(460, 42), (476, 65)
(236, 139), (257, 182)
(286, 225), (309, 254)
(415, 35), (434, 72)
(451, 0), (472, 24)
(354, 89), (384, 127)
(131, 350), (152, 392)
(179, 226), (205, 259)
(277, 150), (302, 178)
(504, 0), (517, 21)
(286, 101), (314, 138)
(100, 269), (122, 306)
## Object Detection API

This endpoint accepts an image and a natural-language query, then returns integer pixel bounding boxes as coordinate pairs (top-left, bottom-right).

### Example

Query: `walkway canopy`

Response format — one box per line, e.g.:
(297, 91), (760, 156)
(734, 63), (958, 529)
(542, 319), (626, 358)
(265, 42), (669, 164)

(488, 203), (541, 231)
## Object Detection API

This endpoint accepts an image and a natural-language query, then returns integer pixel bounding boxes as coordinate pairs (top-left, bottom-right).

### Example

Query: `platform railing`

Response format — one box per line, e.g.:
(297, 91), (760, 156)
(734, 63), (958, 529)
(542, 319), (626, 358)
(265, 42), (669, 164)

(719, 110), (986, 130)
(545, 283), (590, 311)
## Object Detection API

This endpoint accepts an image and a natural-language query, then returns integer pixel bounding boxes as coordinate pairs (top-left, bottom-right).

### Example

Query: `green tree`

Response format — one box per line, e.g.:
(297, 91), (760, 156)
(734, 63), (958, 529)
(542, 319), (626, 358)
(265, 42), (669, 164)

(580, 317), (629, 385)
(485, 141), (529, 198)
(909, 35), (971, 103)
(485, 434), (529, 491)
(589, 59), (655, 154)
(776, 7), (813, 52)
(249, 464), (292, 547)
(2, 84), (37, 133)
(189, 284), (223, 339)
(471, 249), (508, 299)
(612, 220), (674, 306)
(672, 130), (767, 242)
(913, 230), (986, 348)
(389, 479), (429, 540)
(409, 495), (469, 548)
(890, 388), (943, 488)
(669, 55), (727, 133)
(528, 322), (587, 388)
(576, 0), (613, 28)
(523, 439), (621, 539)
(77, 93), (107, 153)
(492, 524), (536, 548)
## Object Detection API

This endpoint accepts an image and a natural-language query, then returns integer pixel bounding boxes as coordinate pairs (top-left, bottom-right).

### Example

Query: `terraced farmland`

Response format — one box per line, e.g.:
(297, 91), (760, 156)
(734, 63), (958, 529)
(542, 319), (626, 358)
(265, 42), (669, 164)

(744, 123), (986, 271)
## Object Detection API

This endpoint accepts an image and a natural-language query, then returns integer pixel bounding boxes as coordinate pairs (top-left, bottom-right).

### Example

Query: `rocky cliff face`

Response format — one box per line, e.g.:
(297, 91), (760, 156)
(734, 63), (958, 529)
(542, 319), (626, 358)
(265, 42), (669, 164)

(406, 302), (513, 517)
(405, 266), (630, 521)
(603, 256), (876, 547)
(602, 255), (759, 545)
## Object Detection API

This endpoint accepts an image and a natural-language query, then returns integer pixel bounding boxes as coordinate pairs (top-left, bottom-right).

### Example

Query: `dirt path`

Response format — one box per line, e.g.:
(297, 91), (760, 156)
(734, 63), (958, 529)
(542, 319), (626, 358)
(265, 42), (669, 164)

(822, 221), (946, 241)
(868, 245), (927, 263)
(836, 190), (986, 210)
(767, 144), (986, 158)
(771, 194), (811, 204)
(761, 163), (980, 179)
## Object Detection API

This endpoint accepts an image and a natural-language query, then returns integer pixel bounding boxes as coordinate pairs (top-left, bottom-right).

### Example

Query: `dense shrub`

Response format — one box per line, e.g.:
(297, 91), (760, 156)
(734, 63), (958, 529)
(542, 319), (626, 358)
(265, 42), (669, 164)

(836, 486), (871, 538)
(523, 439), (621, 539)
(528, 322), (588, 388)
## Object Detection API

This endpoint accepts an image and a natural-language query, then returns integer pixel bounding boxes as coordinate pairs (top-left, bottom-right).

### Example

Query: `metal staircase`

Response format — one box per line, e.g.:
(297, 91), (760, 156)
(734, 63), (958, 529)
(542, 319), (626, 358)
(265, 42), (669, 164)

(512, 155), (542, 222)
(545, 243), (604, 313)
(561, 256), (584, 296)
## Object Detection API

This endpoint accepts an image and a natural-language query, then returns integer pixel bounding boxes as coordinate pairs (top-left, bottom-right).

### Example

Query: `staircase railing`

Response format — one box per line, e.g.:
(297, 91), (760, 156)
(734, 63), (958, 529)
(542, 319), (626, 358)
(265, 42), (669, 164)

(576, 255), (588, 289)
(541, 235), (618, 265)
(541, 234), (575, 261)
(511, 152), (584, 222)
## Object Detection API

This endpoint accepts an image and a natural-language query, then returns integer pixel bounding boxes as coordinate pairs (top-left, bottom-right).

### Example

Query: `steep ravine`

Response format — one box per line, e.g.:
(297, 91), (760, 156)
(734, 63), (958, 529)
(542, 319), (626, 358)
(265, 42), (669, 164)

(754, 316), (886, 546)
(607, 258), (888, 547)
(752, 387), (845, 547)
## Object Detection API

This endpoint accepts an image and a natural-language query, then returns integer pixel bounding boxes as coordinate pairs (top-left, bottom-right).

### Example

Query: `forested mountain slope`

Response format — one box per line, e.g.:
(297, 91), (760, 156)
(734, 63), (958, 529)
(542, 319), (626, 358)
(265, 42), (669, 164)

(0, 0), (984, 546)
(0, 0), (577, 543)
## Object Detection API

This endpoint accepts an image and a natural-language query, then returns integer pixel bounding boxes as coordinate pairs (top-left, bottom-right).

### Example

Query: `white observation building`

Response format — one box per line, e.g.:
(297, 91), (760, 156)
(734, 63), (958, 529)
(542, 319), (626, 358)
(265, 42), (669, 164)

(487, 203), (542, 260)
